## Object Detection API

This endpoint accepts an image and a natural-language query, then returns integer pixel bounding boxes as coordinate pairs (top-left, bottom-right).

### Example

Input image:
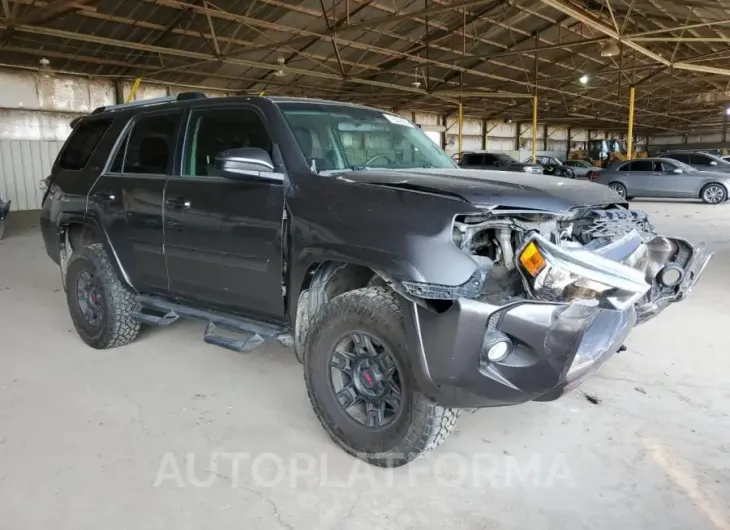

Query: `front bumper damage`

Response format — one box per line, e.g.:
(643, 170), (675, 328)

(404, 231), (711, 408)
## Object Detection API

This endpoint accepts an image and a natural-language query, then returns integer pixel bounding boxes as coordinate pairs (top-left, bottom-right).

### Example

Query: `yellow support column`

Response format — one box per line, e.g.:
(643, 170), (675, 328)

(126, 77), (142, 103)
(627, 86), (636, 159)
(532, 95), (538, 163)
(458, 102), (463, 155)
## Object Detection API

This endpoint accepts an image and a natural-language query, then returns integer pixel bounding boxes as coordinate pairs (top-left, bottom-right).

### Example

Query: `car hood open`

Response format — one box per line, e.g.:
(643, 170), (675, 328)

(336, 168), (625, 212)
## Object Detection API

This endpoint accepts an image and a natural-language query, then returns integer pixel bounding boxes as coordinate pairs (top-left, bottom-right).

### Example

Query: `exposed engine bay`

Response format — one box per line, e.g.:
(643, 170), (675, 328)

(404, 205), (711, 324)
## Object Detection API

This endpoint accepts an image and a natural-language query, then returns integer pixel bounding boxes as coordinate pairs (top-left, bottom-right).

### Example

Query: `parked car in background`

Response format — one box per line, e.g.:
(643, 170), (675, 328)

(459, 151), (543, 173)
(564, 159), (602, 179)
(0, 194), (10, 239)
(663, 151), (730, 173)
(525, 155), (575, 178)
(595, 157), (730, 204)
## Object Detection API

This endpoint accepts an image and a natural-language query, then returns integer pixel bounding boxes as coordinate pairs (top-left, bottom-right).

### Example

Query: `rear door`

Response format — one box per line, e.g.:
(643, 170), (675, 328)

(163, 104), (287, 321)
(89, 110), (182, 293)
(625, 159), (655, 196)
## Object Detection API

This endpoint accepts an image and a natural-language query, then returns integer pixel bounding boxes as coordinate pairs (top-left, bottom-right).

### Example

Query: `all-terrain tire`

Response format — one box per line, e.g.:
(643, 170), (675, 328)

(304, 286), (460, 467)
(65, 243), (140, 349)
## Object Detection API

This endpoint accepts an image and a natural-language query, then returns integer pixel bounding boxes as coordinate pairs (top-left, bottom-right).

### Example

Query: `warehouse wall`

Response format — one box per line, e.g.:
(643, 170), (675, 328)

(0, 70), (112, 210)
(0, 69), (233, 211)
(647, 132), (725, 154)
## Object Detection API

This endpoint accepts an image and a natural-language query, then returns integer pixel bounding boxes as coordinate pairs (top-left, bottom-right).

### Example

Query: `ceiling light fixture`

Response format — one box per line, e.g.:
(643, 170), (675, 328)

(601, 41), (620, 58)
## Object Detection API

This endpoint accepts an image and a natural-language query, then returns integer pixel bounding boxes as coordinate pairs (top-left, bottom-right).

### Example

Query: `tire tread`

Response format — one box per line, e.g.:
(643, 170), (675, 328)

(304, 286), (460, 467)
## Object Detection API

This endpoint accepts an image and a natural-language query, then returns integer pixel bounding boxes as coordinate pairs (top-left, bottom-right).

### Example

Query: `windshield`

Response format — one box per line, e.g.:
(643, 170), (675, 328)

(277, 102), (456, 173)
(706, 153), (730, 166)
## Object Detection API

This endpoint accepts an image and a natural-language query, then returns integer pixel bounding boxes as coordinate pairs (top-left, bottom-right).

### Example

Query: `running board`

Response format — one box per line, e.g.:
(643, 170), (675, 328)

(204, 322), (264, 353)
(134, 295), (293, 353)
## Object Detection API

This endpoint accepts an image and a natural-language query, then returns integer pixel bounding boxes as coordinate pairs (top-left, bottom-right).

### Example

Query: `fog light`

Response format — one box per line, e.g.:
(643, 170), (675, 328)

(658, 263), (683, 287)
(481, 330), (513, 363)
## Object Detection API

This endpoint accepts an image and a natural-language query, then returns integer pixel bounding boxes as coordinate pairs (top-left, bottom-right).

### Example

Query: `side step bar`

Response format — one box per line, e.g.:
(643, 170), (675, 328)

(134, 295), (292, 353)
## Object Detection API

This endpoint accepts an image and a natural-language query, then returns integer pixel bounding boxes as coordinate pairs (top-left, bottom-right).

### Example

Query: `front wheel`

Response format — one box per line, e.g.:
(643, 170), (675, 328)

(304, 286), (460, 467)
(700, 183), (727, 204)
(608, 182), (627, 199)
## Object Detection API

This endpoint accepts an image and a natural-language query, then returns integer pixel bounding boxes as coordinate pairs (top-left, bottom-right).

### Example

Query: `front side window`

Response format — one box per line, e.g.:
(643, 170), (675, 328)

(462, 153), (484, 166)
(690, 154), (712, 166)
(277, 102), (456, 173)
(110, 112), (180, 175)
(182, 107), (272, 177)
(58, 118), (113, 170)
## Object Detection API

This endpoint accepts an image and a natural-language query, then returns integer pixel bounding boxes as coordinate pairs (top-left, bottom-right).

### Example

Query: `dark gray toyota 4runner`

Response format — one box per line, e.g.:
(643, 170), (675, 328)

(41, 93), (711, 467)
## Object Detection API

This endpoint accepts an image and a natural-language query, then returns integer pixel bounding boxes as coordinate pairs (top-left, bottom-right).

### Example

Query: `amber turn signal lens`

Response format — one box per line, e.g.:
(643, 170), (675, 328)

(520, 242), (546, 277)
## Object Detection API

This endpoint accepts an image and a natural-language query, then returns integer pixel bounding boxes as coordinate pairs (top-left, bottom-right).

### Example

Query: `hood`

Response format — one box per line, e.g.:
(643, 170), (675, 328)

(699, 166), (730, 174)
(335, 168), (625, 212)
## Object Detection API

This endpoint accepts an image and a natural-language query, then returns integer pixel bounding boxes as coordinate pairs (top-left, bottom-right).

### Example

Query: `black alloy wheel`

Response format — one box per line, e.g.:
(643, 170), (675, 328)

(76, 270), (104, 327)
(329, 331), (404, 429)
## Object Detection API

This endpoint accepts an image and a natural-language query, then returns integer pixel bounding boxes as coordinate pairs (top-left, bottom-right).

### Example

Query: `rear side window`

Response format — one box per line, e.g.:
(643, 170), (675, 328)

(58, 119), (113, 170)
(110, 112), (181, 175)
(667, 153), (690, 164)
(629, 160), (653, 172)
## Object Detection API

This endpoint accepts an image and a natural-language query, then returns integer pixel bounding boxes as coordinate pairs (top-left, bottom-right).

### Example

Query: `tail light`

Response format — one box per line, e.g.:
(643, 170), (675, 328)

(588, 171), (600, 180)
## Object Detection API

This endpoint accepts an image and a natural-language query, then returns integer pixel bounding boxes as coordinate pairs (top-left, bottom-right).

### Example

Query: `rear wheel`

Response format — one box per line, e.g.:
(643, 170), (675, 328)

(700, 183), (727, 204)
(608, 182), (627, 199)
(66, 243), (140, 349)
(304, 286), (460, 467)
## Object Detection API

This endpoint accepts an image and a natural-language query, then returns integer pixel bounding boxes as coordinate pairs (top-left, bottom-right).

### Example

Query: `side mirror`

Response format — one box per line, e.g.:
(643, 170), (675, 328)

(673, 168), (683, 174)
(214, 147), (282, 182)
(710, 160), (718, 166)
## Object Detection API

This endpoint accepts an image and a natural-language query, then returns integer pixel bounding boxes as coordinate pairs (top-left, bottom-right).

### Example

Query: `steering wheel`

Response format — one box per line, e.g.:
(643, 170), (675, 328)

(363, 153), (393, 167)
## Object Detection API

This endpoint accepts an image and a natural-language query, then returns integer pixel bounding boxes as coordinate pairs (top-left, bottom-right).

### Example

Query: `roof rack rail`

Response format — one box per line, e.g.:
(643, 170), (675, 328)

(91, 91), (207, 114)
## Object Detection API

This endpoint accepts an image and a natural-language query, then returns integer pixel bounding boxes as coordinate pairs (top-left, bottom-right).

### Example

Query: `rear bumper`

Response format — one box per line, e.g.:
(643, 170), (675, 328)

(405, 234), (710, 408)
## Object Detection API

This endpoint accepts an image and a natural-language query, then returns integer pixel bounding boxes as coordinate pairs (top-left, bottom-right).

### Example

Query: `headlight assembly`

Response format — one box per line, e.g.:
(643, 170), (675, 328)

(517, 233), (650, 310)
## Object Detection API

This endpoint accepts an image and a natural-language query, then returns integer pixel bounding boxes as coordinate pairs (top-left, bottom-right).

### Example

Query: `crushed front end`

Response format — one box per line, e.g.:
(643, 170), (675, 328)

(396, 207), (711, 408)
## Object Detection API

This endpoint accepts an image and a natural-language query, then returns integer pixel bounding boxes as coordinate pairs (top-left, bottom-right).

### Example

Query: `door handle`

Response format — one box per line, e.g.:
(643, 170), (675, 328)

(93, 190), (116, 202)
(166, 197), (191, 209)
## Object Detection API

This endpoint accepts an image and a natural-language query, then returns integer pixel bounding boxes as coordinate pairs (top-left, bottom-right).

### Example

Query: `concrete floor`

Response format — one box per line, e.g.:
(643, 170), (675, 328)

(0, 202), (729, 530)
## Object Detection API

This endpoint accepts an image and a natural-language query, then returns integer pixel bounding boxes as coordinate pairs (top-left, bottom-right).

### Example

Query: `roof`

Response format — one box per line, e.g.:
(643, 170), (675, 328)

(2, 0), (730, 133)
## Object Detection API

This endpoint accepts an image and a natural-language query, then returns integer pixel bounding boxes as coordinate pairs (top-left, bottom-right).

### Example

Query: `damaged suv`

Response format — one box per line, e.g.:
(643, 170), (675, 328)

(41, 94), (711, 467)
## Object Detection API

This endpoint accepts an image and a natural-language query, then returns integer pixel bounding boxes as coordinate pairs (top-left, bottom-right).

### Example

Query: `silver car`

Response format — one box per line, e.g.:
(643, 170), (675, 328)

(595, 157), (730, 204)
(564, 159), (602, 179)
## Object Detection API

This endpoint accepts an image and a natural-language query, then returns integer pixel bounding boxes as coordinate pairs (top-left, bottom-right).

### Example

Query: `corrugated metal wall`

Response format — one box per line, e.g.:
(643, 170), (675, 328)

(0, 140), (63, 210)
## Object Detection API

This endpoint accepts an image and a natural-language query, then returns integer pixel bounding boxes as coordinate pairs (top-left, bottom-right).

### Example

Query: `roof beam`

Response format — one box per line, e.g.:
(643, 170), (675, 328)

(539, 0), (730, 77)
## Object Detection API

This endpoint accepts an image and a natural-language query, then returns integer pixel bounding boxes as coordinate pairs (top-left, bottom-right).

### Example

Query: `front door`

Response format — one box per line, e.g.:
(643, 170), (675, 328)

(88, 110), (182, 293)
(650, 160), (693, 198)
(163, 105), (287, 322)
